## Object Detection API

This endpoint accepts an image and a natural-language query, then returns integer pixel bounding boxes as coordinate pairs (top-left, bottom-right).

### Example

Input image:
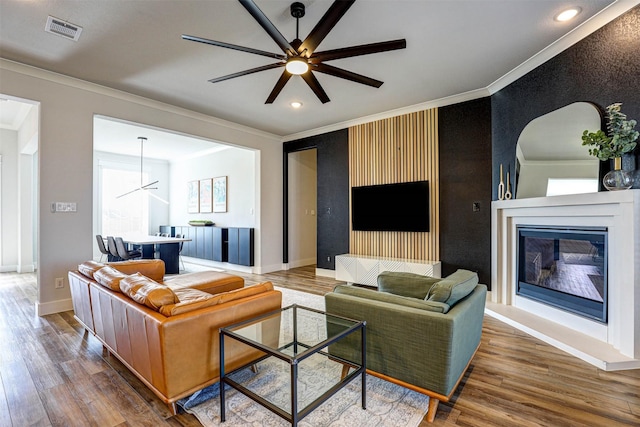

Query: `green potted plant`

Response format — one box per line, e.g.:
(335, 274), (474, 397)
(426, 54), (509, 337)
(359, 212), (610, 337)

(582, 103), (638, 190)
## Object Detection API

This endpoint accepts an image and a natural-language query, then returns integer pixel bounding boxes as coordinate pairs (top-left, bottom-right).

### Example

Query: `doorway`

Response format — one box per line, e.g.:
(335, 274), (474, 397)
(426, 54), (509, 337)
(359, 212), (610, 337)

(287, 149), (317, 268)
(0, 95), (39, 273)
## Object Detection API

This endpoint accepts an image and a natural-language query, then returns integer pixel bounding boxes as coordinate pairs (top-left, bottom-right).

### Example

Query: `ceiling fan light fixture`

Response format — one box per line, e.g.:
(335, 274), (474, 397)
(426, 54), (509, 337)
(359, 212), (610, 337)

(555, 7), (581, 22)
(290, 101), (303, 108)
(285, 58), (309, 75)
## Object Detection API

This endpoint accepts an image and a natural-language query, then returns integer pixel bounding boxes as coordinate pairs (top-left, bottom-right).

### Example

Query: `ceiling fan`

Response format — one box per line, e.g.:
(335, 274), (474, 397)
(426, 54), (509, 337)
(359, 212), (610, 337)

(182, 0), (406, 104)
(117, 137), (169, 204)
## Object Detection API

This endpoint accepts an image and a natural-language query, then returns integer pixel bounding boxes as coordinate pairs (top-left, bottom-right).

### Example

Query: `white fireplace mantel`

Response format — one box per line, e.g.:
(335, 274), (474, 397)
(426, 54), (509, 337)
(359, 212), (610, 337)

(490, 190), (640, 371)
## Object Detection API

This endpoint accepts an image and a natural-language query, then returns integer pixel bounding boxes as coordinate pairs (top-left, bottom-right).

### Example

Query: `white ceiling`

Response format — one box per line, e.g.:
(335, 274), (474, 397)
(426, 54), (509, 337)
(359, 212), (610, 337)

(93, 116), (229, 161)
(0, 97), (35, 130)
(0, 0), (635, 142)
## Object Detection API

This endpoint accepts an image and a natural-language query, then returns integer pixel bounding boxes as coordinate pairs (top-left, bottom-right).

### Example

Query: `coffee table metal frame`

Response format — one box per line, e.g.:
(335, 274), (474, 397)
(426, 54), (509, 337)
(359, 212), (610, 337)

(219, 304), (366, 426)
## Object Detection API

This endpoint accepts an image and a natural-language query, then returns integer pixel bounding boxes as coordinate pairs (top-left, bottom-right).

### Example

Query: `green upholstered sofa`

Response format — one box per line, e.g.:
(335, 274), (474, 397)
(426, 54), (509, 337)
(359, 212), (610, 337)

(325, 269), (487, 423)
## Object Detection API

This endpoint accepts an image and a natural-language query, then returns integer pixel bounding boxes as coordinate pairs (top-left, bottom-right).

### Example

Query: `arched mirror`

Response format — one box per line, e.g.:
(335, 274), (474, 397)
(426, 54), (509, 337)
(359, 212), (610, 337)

(515, 102), (601, 199)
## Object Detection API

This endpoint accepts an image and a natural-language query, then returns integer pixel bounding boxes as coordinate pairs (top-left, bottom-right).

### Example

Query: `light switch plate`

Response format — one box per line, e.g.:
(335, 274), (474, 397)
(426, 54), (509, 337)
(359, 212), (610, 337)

(51, 202), (77, 212)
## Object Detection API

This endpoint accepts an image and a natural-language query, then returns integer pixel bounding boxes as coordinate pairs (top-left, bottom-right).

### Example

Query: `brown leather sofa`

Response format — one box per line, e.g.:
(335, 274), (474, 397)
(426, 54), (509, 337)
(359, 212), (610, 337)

(68, 259), (282, 414)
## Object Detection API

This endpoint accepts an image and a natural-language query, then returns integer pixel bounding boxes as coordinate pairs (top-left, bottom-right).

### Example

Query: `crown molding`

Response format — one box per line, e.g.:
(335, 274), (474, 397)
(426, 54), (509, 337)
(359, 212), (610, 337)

(282, 88), (490, 142)
(0, 59), (281, 142)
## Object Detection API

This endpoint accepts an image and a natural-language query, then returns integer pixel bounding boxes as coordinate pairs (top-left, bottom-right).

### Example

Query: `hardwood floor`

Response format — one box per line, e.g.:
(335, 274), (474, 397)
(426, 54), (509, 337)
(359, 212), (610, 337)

(1, 266), (638, 426)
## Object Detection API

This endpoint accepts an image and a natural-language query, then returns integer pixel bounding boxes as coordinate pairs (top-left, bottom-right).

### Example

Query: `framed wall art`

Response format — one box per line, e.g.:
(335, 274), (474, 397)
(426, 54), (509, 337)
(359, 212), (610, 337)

(199, 178), (213, 213)
(187, 180), (199, 213)
(213, 176), (227, 213)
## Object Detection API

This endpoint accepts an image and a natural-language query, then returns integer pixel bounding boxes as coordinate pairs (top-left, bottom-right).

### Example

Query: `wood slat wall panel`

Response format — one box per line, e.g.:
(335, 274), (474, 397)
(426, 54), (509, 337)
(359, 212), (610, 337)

(348, 109), (439, 261)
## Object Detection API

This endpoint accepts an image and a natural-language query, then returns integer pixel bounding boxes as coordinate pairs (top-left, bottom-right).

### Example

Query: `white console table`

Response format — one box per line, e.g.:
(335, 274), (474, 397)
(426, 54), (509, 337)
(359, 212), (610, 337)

(335, 254), (441, 287)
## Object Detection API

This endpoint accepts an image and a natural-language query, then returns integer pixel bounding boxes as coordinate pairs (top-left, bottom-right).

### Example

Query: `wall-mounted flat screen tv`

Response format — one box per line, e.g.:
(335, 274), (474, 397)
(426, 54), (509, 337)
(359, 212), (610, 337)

(351, 180), (429, 232)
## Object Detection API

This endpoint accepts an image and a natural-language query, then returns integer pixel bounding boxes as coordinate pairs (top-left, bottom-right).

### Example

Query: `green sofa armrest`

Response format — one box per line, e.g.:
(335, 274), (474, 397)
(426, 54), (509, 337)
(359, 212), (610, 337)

(325, 284), (487, 397)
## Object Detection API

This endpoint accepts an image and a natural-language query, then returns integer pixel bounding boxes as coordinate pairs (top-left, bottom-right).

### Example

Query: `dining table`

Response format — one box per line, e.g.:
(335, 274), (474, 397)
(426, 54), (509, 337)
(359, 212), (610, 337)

(122, 235), (191, 274)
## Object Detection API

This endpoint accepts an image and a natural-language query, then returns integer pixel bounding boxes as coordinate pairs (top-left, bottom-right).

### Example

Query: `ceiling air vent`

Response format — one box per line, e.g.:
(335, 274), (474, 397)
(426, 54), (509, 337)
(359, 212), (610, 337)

(45, 16), (82, 41)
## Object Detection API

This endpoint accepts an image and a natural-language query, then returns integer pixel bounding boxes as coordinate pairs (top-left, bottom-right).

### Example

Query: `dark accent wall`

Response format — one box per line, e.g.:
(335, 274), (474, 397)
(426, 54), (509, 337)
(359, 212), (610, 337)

(439, 98), (493, 285)
(283, 129), (350, 270)
(492, 6), (640, 197)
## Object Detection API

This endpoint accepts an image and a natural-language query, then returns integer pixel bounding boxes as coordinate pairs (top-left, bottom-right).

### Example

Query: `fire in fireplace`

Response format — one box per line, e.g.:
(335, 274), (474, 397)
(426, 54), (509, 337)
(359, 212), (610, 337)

(516, 226), (608, 323)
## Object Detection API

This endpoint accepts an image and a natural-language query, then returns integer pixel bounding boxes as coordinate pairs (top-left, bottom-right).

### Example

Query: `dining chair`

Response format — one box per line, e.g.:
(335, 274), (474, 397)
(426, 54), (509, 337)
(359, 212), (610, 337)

(115, 237), (142, 260)
(95, 235), (110, 262)
(175, 233), (186, 271)
(106, 236), (122, 262)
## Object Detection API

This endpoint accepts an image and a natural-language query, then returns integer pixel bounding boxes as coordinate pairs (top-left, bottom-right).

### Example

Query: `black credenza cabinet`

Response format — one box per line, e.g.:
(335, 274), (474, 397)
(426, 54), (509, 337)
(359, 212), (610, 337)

(159, 225), (253, 266)
(228, 227), (255, 266)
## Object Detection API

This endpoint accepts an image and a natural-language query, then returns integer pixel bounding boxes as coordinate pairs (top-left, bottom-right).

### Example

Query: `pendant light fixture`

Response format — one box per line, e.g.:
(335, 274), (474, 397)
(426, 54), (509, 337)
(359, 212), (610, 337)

(116, 137), (169, 204)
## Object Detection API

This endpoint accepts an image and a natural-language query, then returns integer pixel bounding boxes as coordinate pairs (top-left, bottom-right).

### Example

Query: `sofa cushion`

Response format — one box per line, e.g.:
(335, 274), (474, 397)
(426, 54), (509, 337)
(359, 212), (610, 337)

(93, 266), (127, 292)
(159, 281), (274, 317)
(333, 284), (450, 313)
(377, 271), (441, 299)
(426, 269), (479, 307)
(106, 259), (165, 282)
(120, 273), (178, 311)
(164, 271), (244, 294)
(78, 260), (105, 280)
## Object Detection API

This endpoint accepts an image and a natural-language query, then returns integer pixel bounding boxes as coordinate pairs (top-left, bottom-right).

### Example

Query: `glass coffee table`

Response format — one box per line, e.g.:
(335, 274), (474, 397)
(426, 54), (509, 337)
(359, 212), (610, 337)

(219, 304), (366, 426)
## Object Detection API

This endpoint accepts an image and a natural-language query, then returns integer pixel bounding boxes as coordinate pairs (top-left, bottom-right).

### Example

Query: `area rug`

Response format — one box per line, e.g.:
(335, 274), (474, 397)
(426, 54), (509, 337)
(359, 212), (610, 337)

(177, 287), (430, 427)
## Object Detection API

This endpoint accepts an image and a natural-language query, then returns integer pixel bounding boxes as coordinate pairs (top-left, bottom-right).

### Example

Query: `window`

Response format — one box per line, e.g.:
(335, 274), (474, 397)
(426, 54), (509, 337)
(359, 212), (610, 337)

(100, 167), (149, 236)
(546, 178), (598, 197)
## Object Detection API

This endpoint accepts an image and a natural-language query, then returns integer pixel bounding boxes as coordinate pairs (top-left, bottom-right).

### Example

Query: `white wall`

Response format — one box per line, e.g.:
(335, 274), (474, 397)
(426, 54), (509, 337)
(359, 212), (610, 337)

(170, 146), (255, 228)
(0, 59), (283, 315)
(287, 149), (317, 267)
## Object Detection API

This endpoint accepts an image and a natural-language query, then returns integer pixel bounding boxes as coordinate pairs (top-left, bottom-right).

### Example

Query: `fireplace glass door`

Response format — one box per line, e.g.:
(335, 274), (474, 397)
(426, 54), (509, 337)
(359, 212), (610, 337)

(517, 226), (607, 323)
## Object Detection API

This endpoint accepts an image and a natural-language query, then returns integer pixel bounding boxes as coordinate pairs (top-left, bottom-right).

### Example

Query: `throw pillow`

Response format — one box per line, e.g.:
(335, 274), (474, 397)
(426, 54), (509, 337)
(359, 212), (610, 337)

(426, 269), (478, 307)
(377, 271), (440, 299)
(93, 266), (126, 292)
(120, 273), (178, 310)
(78, 260), (105, 280)
(333, 284), (450, 313)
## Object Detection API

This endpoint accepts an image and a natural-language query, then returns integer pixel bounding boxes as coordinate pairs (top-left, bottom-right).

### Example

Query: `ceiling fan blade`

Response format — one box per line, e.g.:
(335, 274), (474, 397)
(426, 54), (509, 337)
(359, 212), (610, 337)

(209, 63), (285, 84)
(301, 72), (330, 104)
(299, 0), (356, 57)
(265, 70), (293, 104)
(182, 35), (286, 60)
(310, 39), (407, 63)
(239, 0), (296, 56)
(313, 63), (383, 88)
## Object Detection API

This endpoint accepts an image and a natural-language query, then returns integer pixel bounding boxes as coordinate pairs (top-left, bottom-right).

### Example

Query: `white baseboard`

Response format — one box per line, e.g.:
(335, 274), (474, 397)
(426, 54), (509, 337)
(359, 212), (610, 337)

(0, 265), (18, 273)
(17, 264), (35, 273)
(315, 268), (335, 279)
(36, 298), (73, 316)
(287, 258), (316, 269)
(253, 263), (285, 274)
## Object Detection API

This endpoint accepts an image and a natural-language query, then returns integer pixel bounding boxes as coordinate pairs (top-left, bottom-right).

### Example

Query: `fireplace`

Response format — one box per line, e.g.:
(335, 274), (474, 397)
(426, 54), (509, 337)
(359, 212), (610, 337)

(516, 226), (607, 323)
(491, 190), (640, 370)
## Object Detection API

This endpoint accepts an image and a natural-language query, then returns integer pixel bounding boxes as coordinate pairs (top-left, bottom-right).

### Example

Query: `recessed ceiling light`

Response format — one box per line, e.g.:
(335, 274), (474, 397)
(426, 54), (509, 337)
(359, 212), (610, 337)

(555, 7), (581, 22)
(290, 101), (303, 109)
